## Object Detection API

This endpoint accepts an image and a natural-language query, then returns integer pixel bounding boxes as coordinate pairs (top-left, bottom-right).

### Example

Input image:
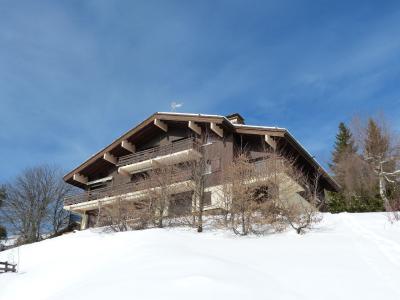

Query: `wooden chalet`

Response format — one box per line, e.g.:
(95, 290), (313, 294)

(63, 112), (339, 229)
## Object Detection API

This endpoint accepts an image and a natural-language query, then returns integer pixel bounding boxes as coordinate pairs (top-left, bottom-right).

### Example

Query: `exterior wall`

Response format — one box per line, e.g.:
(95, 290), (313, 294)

(67, 120), (328, 229)
(204, 184), (227, 211)
(279, 191), (314, 211)
(203, 131), (234, 188)
(202, 183), (310, 212)
(87, 125), (192, 192)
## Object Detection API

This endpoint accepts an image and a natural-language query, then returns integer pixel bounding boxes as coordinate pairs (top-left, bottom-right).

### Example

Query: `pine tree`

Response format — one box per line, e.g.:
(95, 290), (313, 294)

(330, 122), (357, 173)
(328, 122), (359, 213)
(364, 118), (389, 161)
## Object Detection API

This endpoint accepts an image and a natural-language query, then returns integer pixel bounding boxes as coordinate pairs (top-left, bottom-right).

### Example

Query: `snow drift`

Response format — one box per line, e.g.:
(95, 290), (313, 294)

(1, 213), (400, 300)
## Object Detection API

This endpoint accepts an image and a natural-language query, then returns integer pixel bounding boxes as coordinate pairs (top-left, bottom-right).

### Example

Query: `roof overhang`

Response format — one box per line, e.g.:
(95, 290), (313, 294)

(232, 124), (339, 192)
(64, 112), (339, 192)
(63, 113), (232, 184)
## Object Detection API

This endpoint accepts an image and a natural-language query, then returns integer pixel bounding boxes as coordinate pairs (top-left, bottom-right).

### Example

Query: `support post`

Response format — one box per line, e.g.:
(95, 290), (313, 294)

(210, 122), (223, 138)
(103, 152), (117, 165)
(81, 213), (88, 230)
(154, 119), (168, 132)
(265, 134), (277, 150)
(73, 173), (88, 185)
(188, 121), (202, 135)
(121, 140), (135, 153)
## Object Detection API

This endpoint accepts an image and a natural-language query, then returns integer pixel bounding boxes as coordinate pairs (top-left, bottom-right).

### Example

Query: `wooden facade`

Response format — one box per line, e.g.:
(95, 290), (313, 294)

(63, 112), (339, 229)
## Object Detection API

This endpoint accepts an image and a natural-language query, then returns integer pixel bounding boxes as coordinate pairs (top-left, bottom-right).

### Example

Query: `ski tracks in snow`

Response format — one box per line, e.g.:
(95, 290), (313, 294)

(342, 214), (400, 296)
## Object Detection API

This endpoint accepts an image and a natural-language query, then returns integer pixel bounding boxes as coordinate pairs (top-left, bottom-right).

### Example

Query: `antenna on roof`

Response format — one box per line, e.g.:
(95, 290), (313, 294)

(170, 101), (183, 112)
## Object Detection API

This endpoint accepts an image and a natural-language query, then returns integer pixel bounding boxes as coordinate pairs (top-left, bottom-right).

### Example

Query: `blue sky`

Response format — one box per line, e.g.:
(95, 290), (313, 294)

(1, 0), (400, 182)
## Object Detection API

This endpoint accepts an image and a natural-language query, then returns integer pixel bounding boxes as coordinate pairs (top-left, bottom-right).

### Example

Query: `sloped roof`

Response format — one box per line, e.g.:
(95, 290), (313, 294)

(63, 112), (339, 191)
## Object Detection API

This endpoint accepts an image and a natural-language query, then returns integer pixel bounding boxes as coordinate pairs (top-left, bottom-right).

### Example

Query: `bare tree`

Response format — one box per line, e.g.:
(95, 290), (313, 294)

(220, 151), (287, 235)
(278, 168), (323, 234)
(188, 129), (219, 232)
(0, 187), (7, 242)
(47, 182), (72, 236)
(1, 165), (72, 243)
(219, 149), (323, 235)
(352, 116), (400, 218)
(224, 152), (256, 235)
(336, 152), (378, 199)
(185, 148), (207, 231)
(143, 164), (190, 228)
(99, 197), (152, 232)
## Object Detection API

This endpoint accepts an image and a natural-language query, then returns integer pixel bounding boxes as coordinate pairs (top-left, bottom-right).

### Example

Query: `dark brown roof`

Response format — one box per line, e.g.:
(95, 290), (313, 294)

(63, 112), (339, 191)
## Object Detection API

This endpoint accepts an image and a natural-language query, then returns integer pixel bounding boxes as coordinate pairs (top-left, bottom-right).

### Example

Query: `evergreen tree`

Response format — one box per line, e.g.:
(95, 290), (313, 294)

(327, 118), (392, 214)
(327, 122), (384, 213)
(364, 118), (389, 161)
(330, 122), (357, 176)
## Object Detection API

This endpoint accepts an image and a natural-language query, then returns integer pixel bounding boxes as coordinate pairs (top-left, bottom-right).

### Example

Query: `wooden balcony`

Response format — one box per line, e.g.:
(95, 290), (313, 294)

(117, 138), (201, 174)
(64, 170), (193, 210)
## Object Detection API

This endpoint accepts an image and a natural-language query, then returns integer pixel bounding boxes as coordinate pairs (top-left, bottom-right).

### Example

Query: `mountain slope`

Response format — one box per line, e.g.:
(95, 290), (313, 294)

(1, 213), (400, 300)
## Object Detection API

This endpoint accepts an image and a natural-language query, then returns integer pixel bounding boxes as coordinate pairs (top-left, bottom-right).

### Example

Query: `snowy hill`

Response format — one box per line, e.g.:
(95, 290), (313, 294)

(1, 213), (400, 300)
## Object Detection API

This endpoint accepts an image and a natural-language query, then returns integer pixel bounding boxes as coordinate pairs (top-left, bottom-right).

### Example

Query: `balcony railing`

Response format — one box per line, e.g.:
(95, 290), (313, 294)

(117, 138), (200, 167)
(64, 170), (192, 206)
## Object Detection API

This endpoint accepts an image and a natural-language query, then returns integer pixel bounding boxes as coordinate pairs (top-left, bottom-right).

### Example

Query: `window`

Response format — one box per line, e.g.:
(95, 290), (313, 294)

(204, 160), (212, 175)
(169, 191), (193, 216)
(253, 186), (270, 204)
(253, 185), (278, 203)
(203, 158), (220, 175)
(204, 191), (212, 206)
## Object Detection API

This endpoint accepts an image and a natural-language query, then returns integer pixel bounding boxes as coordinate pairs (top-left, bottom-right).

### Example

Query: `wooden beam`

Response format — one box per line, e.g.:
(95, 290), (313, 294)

(188, 121), (201, 135)
(103, 152), (117, 165)
(154, 119), (168, 132)
(63, 114), (157, 182)
(73, 173), (88, 185)
(210, 122), (223, 138)
(235, 127), (285, 137)
(265, 135), (277, 150)
(157, 114), (224, 124)
(64, 113), (227, 183)
(121, 140), (135, 153)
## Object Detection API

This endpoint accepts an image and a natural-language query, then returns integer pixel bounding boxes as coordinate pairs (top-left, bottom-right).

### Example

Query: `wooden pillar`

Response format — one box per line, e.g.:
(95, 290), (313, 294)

(80, 213), (88, 230)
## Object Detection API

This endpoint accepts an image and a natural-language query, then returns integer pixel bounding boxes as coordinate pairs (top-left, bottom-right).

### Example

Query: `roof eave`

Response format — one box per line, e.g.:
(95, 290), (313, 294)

(283, 131), (340, 192)
(63, 112), (232, 183)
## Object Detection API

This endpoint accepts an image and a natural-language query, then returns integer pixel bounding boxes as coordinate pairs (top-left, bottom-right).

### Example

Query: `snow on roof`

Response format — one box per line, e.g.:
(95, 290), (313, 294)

(158, 112), (286, 130)
(233, 123), (286, 131)
(285, 130), (338, 187)
(157, 112), (225, 118)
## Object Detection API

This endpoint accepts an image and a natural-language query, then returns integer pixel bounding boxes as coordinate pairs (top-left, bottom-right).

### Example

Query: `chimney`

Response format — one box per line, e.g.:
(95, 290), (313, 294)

(226, 113), (245, 125)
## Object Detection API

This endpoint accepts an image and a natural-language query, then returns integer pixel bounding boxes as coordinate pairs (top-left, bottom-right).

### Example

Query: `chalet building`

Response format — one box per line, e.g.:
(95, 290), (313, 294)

(63, 112), (339, 229)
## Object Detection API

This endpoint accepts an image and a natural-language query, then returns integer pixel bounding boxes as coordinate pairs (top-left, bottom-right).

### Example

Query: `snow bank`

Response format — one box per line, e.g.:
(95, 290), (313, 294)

(1, 213), (400, 300)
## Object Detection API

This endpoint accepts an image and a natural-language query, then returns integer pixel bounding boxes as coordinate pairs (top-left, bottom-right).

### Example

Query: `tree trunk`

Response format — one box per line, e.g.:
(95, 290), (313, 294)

(379, 163), (391, 211)
(197, 187), (204, 232)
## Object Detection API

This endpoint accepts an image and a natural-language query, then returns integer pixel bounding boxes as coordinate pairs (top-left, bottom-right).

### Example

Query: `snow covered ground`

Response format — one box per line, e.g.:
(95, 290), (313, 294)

(1, 213), (400, 300)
